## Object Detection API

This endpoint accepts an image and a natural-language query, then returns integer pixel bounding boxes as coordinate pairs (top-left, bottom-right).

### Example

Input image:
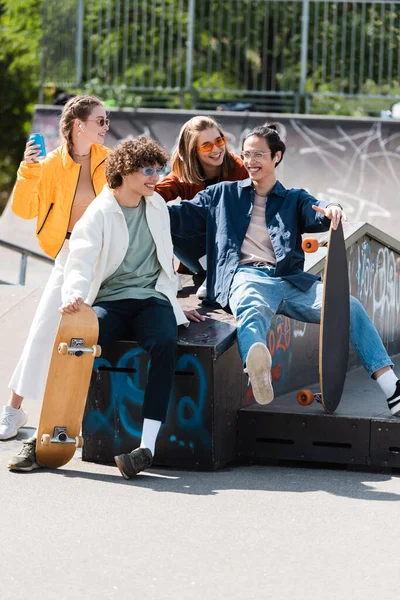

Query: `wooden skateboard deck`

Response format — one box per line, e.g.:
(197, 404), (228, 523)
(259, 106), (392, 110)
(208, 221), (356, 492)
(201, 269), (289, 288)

(36, 304), (100, 468)
(297, 221), (350, 413)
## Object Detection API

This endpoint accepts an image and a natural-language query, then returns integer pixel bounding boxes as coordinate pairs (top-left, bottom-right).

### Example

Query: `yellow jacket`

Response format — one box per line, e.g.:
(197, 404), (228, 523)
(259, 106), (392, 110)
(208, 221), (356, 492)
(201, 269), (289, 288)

(11, 143), (109, 258)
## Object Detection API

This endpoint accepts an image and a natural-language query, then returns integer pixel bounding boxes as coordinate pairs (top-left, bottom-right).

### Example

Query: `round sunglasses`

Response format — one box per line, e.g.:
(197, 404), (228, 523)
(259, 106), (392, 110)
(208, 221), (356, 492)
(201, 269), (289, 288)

(197, 135), (227, 153)
(140, 166), (166, 177)
(86, 117), (110, 127)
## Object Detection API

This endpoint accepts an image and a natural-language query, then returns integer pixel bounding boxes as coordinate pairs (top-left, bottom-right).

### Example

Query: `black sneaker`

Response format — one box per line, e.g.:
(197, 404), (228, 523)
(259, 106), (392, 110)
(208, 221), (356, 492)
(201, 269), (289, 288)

(387, 380), (400, 416)
(114, 447), (153, 479)
(7, 437), (40, 472)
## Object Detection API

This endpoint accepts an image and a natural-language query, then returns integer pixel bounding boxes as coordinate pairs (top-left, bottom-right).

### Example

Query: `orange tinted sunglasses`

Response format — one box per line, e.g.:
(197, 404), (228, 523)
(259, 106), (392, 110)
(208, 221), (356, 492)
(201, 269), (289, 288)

(197, 135), (227, 153)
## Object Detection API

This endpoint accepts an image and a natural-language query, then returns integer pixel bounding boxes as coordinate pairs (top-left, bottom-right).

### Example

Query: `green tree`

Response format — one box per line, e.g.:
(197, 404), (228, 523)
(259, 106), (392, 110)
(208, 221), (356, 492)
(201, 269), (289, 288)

(0, 0), (42, 212)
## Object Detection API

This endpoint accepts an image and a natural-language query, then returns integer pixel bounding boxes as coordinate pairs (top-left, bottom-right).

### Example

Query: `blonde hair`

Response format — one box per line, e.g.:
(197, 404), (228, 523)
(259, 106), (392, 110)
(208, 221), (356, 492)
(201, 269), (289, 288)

(170, 115), (234, 185)
(59, 95), (104, 155)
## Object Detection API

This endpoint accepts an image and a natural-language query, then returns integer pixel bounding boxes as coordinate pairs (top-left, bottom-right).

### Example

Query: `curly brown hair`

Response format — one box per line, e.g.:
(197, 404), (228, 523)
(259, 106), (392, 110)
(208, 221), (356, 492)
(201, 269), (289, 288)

(106, 137), (169, 188)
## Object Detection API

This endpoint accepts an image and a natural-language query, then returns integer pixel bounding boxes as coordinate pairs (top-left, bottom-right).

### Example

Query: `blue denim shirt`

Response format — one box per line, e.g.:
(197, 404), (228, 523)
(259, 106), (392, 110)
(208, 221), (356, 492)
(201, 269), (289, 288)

(168, 179), (331, 309)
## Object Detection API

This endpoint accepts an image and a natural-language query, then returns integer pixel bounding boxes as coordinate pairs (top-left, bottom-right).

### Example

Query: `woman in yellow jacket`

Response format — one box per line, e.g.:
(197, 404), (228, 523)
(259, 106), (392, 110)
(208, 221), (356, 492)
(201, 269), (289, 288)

(0, 95), (110, 442)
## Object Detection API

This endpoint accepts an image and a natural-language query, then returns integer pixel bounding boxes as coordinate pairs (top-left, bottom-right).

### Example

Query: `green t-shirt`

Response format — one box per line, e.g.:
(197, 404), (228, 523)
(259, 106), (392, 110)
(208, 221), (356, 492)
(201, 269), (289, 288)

(96, 200), (167, 303)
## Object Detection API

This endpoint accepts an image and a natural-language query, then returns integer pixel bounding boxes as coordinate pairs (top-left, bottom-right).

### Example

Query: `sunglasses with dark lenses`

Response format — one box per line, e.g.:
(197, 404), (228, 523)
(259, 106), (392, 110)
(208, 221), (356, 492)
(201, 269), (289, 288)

(86, 117), (110, 127)
(197, 135), (227, 153)
(140, 166), (166, 177)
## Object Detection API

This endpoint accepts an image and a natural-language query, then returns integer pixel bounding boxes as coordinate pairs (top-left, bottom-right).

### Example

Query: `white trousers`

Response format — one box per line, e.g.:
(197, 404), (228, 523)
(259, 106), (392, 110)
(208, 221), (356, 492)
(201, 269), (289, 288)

(9, 241), (70, 401)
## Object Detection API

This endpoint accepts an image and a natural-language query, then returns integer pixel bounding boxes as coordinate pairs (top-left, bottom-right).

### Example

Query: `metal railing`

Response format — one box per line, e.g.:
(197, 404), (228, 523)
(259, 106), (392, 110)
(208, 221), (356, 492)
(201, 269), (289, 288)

(0, 240), (53, 286)
(39, 0), (400, 111)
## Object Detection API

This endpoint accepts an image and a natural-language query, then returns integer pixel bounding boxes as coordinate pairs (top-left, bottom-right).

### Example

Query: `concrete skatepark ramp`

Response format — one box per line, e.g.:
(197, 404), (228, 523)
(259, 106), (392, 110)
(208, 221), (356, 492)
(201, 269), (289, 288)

(1, 106), (400, 254)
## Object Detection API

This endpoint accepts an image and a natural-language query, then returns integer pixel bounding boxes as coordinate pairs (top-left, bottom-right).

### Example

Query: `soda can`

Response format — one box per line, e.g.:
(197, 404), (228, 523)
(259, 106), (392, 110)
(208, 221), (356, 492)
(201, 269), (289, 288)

(29, 132), (46, 159)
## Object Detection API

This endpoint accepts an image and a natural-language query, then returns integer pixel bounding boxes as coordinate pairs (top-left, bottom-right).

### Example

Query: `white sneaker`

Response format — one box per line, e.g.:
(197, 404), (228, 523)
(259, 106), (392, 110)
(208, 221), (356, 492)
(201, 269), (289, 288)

(246, 342), (274, 405)
(0, 406), (28, 440)
(196, 280), (207, 299)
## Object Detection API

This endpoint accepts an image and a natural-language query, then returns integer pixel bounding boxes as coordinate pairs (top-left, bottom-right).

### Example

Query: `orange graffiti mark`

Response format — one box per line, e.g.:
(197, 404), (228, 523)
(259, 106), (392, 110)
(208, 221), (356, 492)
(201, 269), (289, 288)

(267, 316), (292, 356)
(268, 329), (276, 356)
(245, 385), (255, 406)
(276, 316), (291, 352)
(271, 362), (282, 381)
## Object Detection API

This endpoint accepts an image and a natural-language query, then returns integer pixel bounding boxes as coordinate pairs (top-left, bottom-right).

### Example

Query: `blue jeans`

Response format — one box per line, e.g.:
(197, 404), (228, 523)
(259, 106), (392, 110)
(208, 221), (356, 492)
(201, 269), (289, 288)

(228, 264), (393, 377)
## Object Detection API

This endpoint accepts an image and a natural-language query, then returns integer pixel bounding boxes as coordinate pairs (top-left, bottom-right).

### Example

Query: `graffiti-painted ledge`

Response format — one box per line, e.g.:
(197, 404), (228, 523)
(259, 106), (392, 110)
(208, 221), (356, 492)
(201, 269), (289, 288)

(267, 221), (400, 399)
(304, 221), (400, 276)
(83, 221), (400, 471)
(238, 223), (400, 470)
(83, 294), (246, 470)
(238, 354), (400, 470)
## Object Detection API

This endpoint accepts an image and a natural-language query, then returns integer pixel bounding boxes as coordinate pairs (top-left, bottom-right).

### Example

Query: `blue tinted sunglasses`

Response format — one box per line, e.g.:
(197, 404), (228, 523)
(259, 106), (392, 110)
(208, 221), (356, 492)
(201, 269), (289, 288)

(140, 166), (166, 177)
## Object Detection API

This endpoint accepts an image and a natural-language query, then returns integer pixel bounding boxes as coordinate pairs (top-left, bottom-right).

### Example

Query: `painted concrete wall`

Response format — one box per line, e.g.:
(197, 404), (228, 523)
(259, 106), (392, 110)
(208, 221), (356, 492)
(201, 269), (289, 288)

(2, 106), (398, 250)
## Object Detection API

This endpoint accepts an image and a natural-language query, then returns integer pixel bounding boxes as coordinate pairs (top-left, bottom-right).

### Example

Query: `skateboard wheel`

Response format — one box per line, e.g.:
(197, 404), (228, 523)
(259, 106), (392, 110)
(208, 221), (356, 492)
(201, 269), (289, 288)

(297, 389), (314, 406)
(58, 342), (68, 355)
(41, 434), (51, 446)
(302, 238), (319, 253)
(75, 435), (84, 448)
(93, 344), (102, 358)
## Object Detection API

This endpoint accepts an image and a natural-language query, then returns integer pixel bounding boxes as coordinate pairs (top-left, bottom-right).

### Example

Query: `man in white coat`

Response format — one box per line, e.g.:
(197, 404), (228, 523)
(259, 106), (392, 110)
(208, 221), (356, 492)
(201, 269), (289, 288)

(8, 137), (203, 478)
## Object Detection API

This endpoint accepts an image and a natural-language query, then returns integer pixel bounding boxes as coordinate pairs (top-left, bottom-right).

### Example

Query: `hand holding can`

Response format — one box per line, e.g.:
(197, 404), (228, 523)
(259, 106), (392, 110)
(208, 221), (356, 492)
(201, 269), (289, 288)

(25, 133), (46, 163)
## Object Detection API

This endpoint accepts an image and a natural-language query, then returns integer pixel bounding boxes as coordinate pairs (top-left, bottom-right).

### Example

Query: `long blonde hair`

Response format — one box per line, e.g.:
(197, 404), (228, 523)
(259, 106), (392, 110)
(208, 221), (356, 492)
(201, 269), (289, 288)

(170, 115), (234, 185)
(59, 95), (104, 155)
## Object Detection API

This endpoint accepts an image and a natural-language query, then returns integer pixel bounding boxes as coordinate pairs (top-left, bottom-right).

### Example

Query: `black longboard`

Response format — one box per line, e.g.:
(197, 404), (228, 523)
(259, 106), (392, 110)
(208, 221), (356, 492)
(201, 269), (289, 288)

(298, 221), (350, 413)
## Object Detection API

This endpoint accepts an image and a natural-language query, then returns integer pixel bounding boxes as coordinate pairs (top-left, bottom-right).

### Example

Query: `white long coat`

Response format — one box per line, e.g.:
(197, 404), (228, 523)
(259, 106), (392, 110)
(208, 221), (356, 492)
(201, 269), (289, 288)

(61, 184), (189, 327)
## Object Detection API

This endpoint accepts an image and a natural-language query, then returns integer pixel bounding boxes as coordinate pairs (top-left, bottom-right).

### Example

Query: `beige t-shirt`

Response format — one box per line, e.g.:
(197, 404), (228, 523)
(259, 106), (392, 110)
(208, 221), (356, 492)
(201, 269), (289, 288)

(239, 193), (276, 266)
(68, 152), (96, 232)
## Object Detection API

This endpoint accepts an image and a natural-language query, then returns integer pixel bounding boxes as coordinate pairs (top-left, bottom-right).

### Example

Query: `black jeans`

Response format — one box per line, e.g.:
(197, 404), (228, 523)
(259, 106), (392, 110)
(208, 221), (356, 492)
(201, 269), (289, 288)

(93, 297), (178, 422)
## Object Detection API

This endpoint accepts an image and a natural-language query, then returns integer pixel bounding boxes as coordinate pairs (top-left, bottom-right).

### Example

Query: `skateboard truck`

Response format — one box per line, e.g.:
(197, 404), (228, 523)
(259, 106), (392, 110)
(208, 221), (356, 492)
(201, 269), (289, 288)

(41, 427), (84, 448)
(297, 390), (322, 406)
(58, 338), (101, 358)
(50, 427), (75, 444)
(302, 237), (329, 253)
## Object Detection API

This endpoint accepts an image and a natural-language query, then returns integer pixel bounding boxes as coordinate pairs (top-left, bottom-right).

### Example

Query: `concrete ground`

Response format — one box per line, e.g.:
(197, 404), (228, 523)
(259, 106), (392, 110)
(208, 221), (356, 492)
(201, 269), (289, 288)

(1, 272), (400, 600)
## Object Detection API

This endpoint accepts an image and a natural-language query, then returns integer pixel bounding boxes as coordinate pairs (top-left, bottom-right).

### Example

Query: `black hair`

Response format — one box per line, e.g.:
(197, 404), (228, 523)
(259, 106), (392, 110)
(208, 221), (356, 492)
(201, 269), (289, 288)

(242, 122), (286, 166)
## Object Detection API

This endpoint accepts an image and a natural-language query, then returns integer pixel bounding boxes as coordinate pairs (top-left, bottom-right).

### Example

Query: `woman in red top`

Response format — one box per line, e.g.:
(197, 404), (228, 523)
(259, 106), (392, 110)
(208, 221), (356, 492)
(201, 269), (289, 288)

(156, 115), (247, 201)
(155, 115), (248, 295)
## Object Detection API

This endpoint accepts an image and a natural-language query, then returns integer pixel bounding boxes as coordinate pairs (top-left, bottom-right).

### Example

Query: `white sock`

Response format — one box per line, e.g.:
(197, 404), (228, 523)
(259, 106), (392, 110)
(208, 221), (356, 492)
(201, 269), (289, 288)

(140, 418), (161, 456)
(376, 369), (398, 398)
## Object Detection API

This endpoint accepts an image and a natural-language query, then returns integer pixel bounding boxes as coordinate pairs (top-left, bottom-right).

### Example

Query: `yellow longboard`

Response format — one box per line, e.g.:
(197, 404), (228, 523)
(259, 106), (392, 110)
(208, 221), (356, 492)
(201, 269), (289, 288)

(36, 304), (101, 468)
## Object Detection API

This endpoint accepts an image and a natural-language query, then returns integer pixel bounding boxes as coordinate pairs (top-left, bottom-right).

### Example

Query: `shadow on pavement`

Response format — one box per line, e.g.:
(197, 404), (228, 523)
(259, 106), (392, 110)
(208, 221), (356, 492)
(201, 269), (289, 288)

(35, 460), (400, 502)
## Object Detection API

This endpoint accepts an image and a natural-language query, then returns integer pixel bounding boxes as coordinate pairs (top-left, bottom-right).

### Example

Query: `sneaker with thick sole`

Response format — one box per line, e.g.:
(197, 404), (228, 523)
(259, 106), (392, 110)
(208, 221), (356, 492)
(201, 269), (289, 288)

(196, 280), (207, 300)
(387, 380), (400, 416)
(114, 447), (153, 479)
(7, 437), (39, 472)
(246, 342), (274, 405)
(0, 406), (28, 440)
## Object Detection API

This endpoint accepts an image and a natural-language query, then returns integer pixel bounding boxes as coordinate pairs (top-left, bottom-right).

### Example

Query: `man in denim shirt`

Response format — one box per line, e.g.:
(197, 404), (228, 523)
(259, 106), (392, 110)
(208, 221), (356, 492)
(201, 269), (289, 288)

(169, 123), (400, 416)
